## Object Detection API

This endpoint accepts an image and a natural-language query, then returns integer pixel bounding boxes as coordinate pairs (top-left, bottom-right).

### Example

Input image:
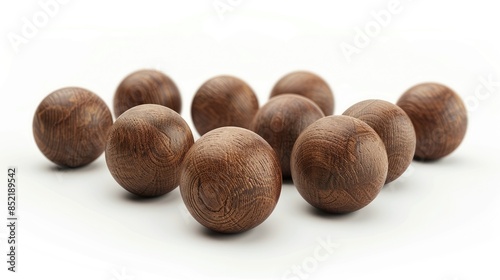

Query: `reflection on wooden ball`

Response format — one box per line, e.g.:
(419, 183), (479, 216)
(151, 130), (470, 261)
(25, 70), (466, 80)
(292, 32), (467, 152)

(191, 75), (259, 136)
(33, 87), (113, 168)
(113, 69), (181, 118)
(250, 94), (324, 178)
(397, 83), (467, 160)
(180, 127), (282, 233)
(343, 99), (416, 184)
(291, 115), (388, 213)
(270, 71), (334, 115)
(105, 104), (194, 197)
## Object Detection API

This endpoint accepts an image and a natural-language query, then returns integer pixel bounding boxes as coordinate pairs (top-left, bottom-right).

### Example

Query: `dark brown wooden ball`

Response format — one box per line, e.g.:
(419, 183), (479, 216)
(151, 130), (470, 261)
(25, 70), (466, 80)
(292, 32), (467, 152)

(33, 87), (113, 168)
(191, 75), (259, 136)
(343, 99), (416, 184)
(180, 127), (282, 233)
(291, 115), (388, 214)
(113, 69), (181, 118)
(270, 71), (334, 115)
(250, 94), (324, 178)
(396, 83), (467, 161)
(105, 104), (194, 197)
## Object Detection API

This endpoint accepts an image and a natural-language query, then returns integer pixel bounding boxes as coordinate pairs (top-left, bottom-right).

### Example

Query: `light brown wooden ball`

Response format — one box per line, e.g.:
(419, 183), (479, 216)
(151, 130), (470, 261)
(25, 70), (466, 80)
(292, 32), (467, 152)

(343, 99), (416, 184)
(33, 87), (113, 168)
(180, 127), (282, 233)
(105, 104), (194, 197)
(191, 75), (259, 136)
(113, 69), (181, 118)
(250, 94), (324, 178)
(397, 83), (467, 161)
(270, 71), (334, 115)
(291, 115), (388, 213)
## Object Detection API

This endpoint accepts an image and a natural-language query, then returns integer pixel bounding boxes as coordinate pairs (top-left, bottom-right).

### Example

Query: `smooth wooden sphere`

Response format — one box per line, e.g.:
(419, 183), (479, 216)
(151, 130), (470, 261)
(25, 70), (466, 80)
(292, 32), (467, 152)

(105, 104), (194, 197)
(396, 83), (467, 160)
(113, 69), (181, 118)
(33, 87), (113, 168)
(250, 94), (324, 178)
(291, 115), (388, 213)
(191, 75), (259, 136)
(270, 71), (334, 115)
(180, 127), (282, 233)
(343, 99), (416, 184)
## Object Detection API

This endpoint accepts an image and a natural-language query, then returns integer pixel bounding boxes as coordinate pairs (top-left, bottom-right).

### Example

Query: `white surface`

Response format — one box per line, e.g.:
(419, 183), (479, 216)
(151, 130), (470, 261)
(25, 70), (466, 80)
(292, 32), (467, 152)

(1, 0), (500, 279)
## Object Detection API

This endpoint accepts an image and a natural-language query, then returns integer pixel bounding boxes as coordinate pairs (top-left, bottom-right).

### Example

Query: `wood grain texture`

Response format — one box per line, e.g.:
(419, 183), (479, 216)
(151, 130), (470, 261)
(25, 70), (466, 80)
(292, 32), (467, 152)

(250, 94), (324, 178)
(396, 83), (467, 161)
(33, 87), (113, 168)
(113, 69), (181, 118)
(290, 115), (388, 214)
(191, 75), (259, 136)
(343, 99), (416, 184)
(270, 71), (334, 115)
(105, 104), (194, 197)
(180, 127), (282, 233)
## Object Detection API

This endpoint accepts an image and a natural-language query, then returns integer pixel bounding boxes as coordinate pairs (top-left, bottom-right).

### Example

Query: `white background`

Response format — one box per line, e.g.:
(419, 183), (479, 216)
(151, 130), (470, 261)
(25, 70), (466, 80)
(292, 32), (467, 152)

(1, 0), (500, 279)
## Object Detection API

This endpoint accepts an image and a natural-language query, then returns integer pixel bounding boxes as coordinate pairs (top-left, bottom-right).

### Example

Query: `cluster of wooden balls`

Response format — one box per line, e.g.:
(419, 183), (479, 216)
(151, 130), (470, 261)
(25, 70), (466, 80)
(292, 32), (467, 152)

(33, 69), (468, 233)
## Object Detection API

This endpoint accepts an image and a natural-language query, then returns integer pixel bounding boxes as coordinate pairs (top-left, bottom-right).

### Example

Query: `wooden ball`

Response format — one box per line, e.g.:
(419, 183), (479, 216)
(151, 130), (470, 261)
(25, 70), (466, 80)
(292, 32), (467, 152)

(191, 76), (259, 136)
(105, 104), (194, 197)
(33, 87), (113, 168)
(180, 127), (282, 233)
(343, 99), (416, 184)
(270, 71), (334, 115)
(291, 115), (388, 213)
(397, 83), (467, 160)
(113, 69), (181, 118)
(250, 94), (324, 178)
